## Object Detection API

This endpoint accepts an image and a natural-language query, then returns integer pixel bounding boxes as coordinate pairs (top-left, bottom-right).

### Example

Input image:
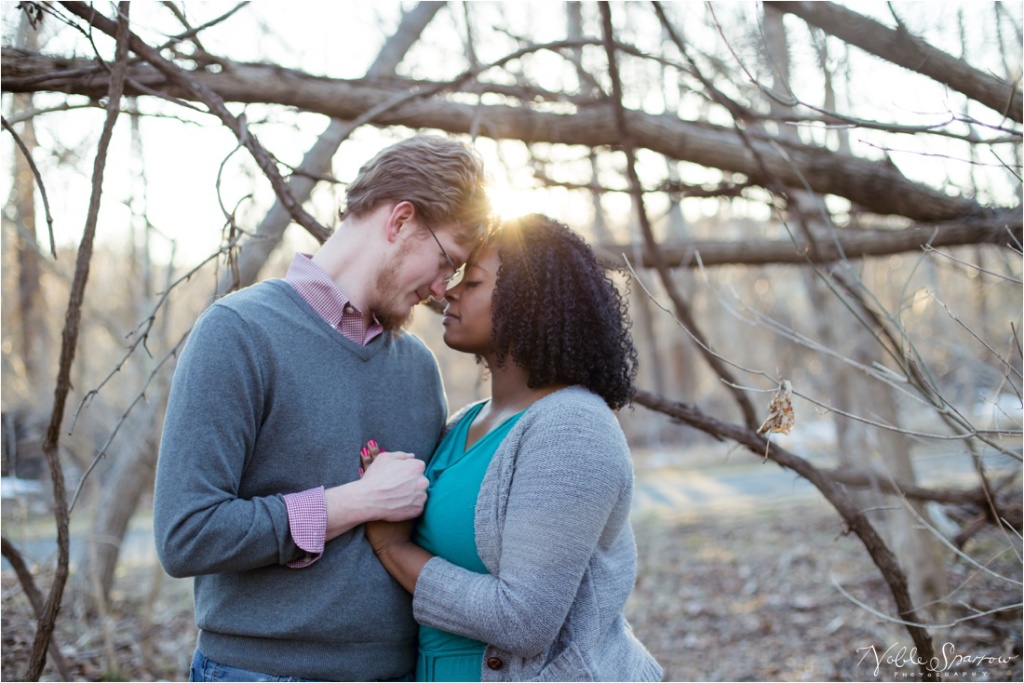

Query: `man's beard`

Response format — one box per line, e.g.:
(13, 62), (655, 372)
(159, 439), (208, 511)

(371, 241), (417, 332)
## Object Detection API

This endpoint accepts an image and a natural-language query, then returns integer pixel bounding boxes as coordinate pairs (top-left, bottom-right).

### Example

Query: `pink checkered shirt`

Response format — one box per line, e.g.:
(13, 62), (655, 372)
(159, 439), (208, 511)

(281, 253), (383, 568)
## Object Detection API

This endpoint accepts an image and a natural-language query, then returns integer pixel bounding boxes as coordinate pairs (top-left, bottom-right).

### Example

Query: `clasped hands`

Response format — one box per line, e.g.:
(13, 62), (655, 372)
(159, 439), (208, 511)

(360, 440), (417, 554)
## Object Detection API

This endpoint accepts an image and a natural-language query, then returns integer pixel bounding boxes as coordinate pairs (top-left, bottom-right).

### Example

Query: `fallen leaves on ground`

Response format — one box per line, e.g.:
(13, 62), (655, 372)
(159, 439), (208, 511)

(3, 500), (1021, 681)
(626, 501), (1022, 681)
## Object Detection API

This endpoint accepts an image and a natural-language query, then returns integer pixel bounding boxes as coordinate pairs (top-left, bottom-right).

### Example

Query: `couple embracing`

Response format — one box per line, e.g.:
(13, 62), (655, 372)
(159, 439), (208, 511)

(154, 136), (663, 683)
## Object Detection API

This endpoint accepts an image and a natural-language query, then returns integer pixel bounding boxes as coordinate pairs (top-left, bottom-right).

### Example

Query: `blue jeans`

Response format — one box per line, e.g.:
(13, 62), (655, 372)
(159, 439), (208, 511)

(189, 650), (318, 682)
(189, 649), (414, 682)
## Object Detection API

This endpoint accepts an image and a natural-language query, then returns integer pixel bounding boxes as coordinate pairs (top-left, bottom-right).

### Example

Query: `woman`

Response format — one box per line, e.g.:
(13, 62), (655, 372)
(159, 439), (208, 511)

(362, 214), (662, 682)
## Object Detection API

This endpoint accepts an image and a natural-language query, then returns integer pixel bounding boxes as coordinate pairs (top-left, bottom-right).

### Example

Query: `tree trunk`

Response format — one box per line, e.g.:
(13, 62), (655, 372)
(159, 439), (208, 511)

(11, 13), (46, 384)
(78, 390), (164, 606)
(830, 319), (949, 623)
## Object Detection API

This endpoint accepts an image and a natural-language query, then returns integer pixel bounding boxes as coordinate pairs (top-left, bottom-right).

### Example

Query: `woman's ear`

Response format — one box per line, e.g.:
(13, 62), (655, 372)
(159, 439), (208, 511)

(385, 200), (417, 243)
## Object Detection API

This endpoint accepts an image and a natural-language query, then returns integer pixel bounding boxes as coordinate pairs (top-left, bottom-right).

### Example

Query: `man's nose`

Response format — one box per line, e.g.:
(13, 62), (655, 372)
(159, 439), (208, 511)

(428, 276), (448, 301)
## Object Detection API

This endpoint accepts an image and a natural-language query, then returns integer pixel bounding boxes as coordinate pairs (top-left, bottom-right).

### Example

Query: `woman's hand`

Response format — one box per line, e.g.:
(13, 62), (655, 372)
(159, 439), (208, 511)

(365, 518), (415, 556)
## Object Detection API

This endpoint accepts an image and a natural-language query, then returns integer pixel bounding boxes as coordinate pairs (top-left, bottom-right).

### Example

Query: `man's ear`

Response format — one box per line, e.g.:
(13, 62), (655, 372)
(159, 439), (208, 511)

(385, 200), (417, 244)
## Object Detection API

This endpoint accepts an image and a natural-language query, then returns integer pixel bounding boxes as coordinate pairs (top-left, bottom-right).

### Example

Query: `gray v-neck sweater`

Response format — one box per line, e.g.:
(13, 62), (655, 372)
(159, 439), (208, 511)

(154, 279), (446, 680)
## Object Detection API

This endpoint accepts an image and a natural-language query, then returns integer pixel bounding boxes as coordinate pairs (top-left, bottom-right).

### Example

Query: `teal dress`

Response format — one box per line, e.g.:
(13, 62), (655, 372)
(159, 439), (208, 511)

(413, 402), (524, 682)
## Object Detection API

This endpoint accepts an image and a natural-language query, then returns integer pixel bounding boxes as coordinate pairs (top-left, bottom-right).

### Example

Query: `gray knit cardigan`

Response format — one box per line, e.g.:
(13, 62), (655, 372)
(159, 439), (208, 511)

(413, 386), (663, 682)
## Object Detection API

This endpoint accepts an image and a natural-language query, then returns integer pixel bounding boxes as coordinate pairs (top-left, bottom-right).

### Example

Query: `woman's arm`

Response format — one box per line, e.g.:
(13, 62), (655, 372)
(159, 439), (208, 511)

(412, 399), (633, 655)
(364, 520), (431, 593)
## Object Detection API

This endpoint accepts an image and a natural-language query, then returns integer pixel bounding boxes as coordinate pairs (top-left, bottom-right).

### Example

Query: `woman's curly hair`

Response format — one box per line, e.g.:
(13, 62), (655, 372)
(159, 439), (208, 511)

(488, 214), (638, 410)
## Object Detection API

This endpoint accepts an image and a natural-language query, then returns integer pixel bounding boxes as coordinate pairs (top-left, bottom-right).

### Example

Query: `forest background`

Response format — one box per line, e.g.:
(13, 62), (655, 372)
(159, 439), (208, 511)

(0, 1), (1021, 681)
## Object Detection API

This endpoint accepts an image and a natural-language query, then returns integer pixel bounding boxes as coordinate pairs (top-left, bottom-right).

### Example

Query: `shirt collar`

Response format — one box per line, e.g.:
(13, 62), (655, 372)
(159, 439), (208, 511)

(284, 253), (383, 344)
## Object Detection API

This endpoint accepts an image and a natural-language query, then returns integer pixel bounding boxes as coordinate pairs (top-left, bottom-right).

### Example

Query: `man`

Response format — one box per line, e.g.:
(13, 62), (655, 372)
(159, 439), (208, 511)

(153, 135), (490, 681)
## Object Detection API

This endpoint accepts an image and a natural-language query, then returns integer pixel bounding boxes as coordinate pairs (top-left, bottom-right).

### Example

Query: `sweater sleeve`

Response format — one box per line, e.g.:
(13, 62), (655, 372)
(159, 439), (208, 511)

(413, 396), (632, 656)
(153, 305), (298, 578)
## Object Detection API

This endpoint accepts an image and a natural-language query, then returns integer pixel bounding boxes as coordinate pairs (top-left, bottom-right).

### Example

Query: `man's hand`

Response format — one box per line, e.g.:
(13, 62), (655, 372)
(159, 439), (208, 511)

(357, 450), (428, 521)
(357, 440), (433, 595)
(323, 446), (428, 541)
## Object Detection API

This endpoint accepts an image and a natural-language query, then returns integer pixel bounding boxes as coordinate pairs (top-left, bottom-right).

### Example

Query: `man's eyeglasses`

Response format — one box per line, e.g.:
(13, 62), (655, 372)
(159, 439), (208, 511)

(421, 218), (465, 290)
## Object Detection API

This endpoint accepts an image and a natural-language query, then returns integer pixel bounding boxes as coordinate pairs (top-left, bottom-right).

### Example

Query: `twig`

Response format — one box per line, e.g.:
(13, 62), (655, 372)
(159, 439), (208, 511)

(59, 1), (331, 243)
(621, 254), (776, 383)
(69, 221), (245, 433)
(831, 578), (1023, 629)
(895, 480), (1023, 580)
(159, 1), (249, 53)
(924, 245), (1024, 284)
(1, 115), (56, 258)
(792, 388), (1022, 452)
(0, 537), (73, 680)
(930, 292), (1024, 383)
(66, 232), (244, 512)
(821, 466), (1006, 507)
(213, 138), (251, 223)
(928, 544), (1023, 608)
(27, 5), (131, 680)
(826, 261), (1019, 502)
(68, 332), (188, 513)
(632, 386), (935, 665)
(600, 1), (758, 429)
(3, 102), (99, 125)
(685, 260), (1018, 447)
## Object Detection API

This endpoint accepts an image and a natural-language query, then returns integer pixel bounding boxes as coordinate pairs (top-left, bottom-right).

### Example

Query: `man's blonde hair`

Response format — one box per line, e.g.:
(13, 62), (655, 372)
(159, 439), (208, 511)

(344, 135), (491, 246)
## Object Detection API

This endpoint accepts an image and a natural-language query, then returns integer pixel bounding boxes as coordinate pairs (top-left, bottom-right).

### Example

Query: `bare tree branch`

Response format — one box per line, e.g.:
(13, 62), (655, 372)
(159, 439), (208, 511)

(28, 5), (130, 679)
(66, 229), (243, 512)
(822, 467), (1005, 507)
(158, 1), (249, 55)
(764, 1), (1023, 124)
(632, 387), (937, 670)
(56, 1), (331, 243)
(600, 1), (758, 429)
(0, 537), (73, 681)
(1, 115), (55, 257)
(1, 48), (998, 223)
(597, 214), (1021, 268)
(217, 0), (446, 295)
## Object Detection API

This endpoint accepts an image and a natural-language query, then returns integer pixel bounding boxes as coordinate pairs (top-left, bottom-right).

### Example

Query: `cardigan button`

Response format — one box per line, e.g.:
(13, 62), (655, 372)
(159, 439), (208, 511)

(486, 657), (503, 670)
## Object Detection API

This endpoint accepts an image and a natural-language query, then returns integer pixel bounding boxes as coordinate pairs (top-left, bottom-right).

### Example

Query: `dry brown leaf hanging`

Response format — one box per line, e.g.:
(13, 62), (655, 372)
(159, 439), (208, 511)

(758, 380), (795, 461)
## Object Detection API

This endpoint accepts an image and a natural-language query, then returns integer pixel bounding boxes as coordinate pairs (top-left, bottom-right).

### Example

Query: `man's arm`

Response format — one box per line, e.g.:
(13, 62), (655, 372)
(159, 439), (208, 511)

(282, 451), (428, 568)
(153, 306), (294, 577)
(325, 451), (428, 539)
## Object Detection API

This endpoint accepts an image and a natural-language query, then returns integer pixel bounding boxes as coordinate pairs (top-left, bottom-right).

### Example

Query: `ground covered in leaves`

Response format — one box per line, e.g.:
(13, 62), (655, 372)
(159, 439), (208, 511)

(3, 500), (1021, 681)
(627, 501), (1022, 682)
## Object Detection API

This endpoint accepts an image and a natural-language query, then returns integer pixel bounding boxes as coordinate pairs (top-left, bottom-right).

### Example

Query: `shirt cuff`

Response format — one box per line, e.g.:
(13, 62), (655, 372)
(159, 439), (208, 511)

(283, 486), (326, 568)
